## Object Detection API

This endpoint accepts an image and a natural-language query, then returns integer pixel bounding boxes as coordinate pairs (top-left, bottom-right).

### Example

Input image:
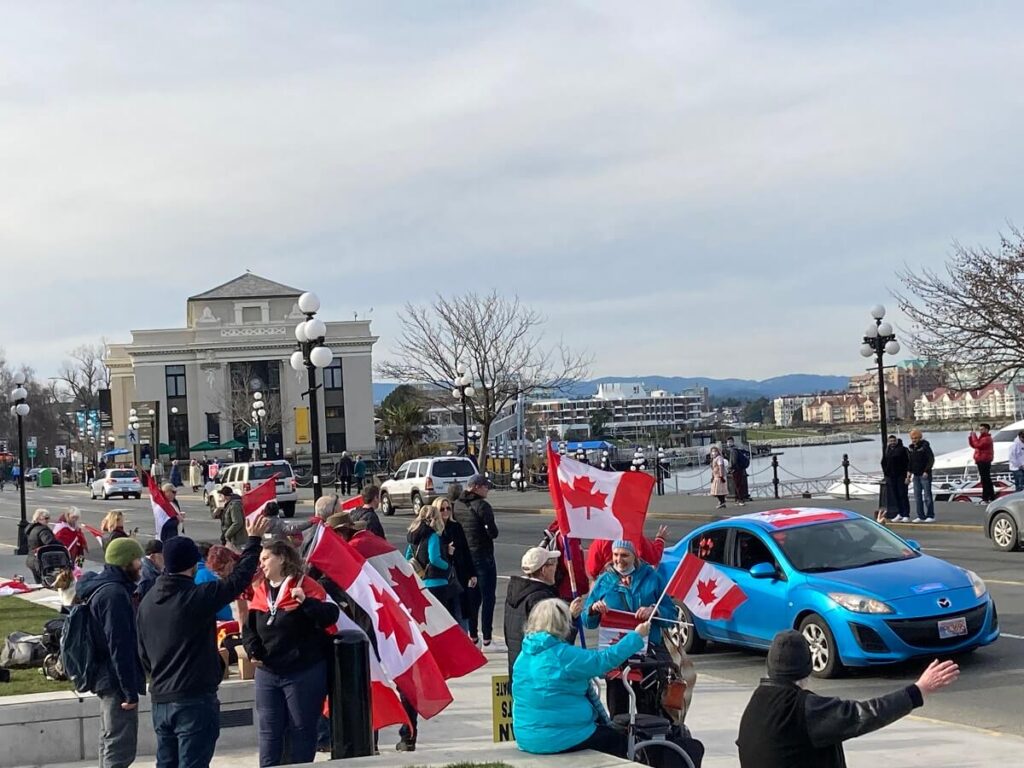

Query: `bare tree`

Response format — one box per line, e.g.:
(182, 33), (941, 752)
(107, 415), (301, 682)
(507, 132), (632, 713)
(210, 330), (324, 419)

(210, 363), (286, 438)
(53, 343), (110, 409)
(894, 227), (1024, 389)
(377, 292), (590, 466)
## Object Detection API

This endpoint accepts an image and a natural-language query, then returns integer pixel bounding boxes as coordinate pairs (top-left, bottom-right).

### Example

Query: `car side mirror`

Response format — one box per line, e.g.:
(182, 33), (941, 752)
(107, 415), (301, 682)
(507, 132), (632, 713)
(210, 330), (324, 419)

(749, 562), (777, 579)
(390, 472), (397, 480)
(905, 539), (921, 552)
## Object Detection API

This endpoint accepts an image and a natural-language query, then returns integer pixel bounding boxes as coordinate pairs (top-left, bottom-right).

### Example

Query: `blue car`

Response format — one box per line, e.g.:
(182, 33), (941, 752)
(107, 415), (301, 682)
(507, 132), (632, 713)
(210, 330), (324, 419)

(659, 507), (999, 677)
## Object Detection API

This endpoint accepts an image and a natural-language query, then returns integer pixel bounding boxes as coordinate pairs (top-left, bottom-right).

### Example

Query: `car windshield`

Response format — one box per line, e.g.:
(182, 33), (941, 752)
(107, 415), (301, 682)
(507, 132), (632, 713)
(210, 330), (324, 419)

(431, 459), (476, 478)
(111, 470), (137, 479)
(771, 518), (919, 573)
(252, 463), (292, 480)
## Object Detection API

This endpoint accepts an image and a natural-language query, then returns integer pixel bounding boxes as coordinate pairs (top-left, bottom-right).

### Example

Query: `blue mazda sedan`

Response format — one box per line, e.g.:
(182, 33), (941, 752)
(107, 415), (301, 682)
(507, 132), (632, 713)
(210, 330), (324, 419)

(659, 507), (999, 677)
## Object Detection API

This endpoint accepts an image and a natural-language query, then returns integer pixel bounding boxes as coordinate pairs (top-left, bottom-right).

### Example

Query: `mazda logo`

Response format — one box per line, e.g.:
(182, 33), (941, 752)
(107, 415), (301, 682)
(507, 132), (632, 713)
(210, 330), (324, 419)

(937, 597), (951, 609)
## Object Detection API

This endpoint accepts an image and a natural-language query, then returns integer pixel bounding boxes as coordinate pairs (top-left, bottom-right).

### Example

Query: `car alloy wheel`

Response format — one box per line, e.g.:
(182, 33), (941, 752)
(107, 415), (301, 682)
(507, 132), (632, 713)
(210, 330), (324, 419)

(800, 613), (842, 678)
(991, 513), (1019, 552)
(676, 604), (706, 653)
(380, 492), (394, 516)
(411, 493), (423, 513)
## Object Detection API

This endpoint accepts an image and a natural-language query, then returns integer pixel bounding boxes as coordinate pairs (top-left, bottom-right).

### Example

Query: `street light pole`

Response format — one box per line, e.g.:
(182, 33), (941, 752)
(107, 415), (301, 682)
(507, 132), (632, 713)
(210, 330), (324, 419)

(451, 364), (476, 460)
(860, 304), (900, 510)
(11, 373), (31, 555)
(291, 292), (334, 502)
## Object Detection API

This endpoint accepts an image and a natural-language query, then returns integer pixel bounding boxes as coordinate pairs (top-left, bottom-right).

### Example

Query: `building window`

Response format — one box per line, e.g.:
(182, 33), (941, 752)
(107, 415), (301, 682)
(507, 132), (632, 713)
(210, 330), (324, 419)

(326, 432), (347, 453)
(324, 360), (343, 390)
(166, 366), (187, 398)
(241, 306), (261, 323)
(206, 412), (221, 444)
(325, 406), (345, 419)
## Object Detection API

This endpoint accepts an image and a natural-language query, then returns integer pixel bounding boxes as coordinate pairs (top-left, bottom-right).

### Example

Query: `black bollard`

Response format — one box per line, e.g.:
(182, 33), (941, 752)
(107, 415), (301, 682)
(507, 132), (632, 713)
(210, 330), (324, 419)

(330, 631), (373, 759)
(842, 453), (851, 501)
(771, 455), (780, 499)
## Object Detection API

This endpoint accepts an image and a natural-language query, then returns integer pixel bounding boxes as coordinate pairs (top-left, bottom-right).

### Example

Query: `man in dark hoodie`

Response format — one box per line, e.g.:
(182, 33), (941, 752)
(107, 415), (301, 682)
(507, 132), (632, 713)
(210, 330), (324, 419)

(503, 546), (583, 681)
(881, 435), (911, 522)
(907, 428), (936, 522)
(737, 630), (959, 767)
(138, 515), (269, 768)
(351, 484), (386, 539)
(454, 473), (499, 647)
(76, 537), (147, 768)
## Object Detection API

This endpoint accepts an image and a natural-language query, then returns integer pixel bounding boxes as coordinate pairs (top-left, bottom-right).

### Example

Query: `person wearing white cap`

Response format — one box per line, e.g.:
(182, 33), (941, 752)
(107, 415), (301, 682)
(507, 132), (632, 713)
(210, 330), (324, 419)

(504, 546), (583, 680)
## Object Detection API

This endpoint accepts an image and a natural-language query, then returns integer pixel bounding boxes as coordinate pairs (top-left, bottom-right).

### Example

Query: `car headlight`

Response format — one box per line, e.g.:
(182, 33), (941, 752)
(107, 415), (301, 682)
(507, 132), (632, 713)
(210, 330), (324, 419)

(828, 592), (894, 614)
(964, 569), (987, 598)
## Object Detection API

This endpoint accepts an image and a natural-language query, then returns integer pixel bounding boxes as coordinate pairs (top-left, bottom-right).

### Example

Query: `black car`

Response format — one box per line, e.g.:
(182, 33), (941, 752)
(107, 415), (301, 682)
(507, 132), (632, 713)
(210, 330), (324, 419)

(985, 491), (1024, 551)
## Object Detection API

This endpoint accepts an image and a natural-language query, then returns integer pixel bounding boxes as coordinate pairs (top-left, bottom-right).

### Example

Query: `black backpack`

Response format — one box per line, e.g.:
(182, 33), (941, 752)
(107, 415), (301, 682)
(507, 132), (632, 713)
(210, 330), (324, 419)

(60, 584), (114, 693)
(734, 449), (751, 470)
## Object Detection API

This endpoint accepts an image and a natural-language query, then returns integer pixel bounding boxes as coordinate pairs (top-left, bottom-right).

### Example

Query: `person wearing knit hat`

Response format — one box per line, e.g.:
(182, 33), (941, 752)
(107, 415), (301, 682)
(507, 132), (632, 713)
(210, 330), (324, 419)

(76, 535), (147, 768)
(738, 629), (961, 767)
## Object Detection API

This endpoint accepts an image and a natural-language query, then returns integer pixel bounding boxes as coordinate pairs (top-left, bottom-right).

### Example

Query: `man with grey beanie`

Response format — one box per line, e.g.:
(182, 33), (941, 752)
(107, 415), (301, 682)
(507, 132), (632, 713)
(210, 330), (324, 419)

(737, 629), (959, 767)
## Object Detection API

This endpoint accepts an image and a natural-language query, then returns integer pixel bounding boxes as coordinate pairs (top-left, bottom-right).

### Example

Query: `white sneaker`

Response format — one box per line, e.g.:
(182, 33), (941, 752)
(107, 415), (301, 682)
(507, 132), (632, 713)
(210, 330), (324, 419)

(897, 516), (911, 522)
(483, 640), (507, 653)
(911, 518), (922, 523)
(923, 518), (934, 523)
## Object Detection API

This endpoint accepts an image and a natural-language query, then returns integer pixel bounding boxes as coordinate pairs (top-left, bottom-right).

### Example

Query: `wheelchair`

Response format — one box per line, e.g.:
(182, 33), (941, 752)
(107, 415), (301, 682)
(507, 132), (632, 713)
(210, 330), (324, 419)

(613, 658), (701, 767)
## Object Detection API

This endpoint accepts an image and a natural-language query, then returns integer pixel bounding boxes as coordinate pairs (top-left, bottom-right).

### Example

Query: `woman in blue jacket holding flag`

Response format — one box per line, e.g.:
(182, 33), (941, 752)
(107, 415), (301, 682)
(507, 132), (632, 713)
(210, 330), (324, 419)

(513, 597), (650, 757)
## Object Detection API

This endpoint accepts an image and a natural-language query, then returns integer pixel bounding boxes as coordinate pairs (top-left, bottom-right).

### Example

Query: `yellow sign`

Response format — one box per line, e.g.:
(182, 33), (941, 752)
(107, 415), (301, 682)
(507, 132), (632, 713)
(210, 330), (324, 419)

(491, 674), (514, 743)
(294, 407), (310, 444)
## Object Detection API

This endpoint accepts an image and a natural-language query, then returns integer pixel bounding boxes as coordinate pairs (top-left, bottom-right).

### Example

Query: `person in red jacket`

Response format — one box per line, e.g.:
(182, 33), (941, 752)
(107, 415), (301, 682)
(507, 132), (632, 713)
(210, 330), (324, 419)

(968, 423), (996, 502)
(585, 525), (669, 581)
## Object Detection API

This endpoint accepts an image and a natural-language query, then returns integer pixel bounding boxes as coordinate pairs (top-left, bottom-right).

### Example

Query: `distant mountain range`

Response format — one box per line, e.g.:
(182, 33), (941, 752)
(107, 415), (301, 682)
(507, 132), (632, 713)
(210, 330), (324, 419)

(373, 374), (849, 404)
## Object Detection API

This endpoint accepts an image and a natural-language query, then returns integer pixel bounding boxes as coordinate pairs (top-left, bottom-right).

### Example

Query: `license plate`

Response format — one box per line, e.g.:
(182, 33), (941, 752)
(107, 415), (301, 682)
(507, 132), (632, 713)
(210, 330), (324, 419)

(937, 616), (968, 639)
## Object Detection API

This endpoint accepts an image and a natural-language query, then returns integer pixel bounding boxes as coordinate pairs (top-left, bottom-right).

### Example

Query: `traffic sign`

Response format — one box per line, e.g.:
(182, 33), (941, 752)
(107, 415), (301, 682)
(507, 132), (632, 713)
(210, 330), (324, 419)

(27, 436), (37, 450)
(27, 447), (36, 459)
(248, 427), (259, 441)
(55, 445), (67, 459)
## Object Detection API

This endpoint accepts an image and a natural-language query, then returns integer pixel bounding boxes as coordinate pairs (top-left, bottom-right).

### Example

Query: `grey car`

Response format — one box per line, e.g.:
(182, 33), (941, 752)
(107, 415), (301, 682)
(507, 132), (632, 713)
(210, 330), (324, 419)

(985, 490), (1024, 551)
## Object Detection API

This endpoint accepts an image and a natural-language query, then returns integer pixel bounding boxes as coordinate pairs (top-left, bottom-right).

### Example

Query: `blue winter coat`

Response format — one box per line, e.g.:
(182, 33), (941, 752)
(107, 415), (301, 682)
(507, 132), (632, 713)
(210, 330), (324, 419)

(76, 565), (146, 703)
(195, 562), (232, 621)
(584, 562), (673, 645)
(512, 630), (644, 754)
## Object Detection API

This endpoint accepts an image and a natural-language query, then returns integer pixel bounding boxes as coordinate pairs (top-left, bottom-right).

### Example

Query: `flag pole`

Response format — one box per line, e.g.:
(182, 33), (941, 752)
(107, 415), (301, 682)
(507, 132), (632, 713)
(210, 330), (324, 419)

(562, 536), (587, 648)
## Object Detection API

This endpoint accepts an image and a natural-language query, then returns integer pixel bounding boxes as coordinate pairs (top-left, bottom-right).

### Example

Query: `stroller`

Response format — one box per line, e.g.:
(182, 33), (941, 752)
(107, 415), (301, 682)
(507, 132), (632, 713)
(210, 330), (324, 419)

(33, 544), (73, 589)
(40, 616), (67, 681)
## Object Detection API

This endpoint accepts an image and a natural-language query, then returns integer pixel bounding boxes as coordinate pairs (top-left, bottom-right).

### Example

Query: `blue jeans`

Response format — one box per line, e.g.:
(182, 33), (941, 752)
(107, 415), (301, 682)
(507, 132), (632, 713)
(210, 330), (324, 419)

(1012, 468), (1024, 493)
(254, 659), (328, 767)
(913, 474), (934, 520)
(467, 555), (497, 642)
(152, 694), (220, 768)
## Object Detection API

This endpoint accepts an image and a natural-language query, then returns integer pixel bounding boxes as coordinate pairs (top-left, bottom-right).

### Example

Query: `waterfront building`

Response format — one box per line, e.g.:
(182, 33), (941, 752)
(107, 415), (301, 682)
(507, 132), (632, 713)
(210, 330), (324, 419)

(773, 395), (815, 427)
(849, 359), (945, 420)
(914, 382), (1024, 422)
(105, 273), (377, 463)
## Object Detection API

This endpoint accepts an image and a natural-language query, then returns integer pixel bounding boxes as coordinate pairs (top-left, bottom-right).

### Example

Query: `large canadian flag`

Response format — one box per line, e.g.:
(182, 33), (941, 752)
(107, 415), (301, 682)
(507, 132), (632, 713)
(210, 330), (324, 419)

(348, 531), (486, 680)
(306, 525), (453, 719)
(243, 474), (279, 524)
(665, 553), (748, 621)
(548, 443), (654, 541)
(147, 473), (179, 537)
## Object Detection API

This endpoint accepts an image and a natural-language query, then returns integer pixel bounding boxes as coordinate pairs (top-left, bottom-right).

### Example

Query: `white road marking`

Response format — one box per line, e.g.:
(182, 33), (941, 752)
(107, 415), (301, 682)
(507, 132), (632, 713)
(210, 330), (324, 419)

(1000, 633), (1024, 640)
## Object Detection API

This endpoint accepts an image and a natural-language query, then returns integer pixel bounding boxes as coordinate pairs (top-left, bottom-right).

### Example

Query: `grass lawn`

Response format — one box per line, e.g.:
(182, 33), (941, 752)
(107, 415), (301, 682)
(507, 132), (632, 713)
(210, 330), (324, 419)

(413, 764), (514, 768)
(0, 595), (73, 696)
(746, 428), (818, 441)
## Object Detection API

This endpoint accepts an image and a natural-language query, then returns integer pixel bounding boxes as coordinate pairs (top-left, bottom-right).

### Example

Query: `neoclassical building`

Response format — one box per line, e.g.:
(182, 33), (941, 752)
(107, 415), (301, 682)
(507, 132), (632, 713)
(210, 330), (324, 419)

(106, 273), (377, 463)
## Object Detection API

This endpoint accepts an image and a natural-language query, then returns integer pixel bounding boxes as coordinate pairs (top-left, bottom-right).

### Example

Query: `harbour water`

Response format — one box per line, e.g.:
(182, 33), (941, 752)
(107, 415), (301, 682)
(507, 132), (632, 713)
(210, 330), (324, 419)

(668, 430), (970, 493)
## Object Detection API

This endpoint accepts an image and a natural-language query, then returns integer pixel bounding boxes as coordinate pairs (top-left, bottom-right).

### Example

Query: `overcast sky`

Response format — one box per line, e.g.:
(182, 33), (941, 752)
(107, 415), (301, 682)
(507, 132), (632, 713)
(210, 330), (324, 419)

(2, 1), (1022, 382)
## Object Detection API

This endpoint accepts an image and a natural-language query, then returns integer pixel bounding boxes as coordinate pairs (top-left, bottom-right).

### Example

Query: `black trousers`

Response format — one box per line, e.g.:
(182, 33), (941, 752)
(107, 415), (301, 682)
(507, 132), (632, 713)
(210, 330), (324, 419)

(560, 724), (627, 759)
(977, 461), (996, 502)
(339, 475), (352, 495)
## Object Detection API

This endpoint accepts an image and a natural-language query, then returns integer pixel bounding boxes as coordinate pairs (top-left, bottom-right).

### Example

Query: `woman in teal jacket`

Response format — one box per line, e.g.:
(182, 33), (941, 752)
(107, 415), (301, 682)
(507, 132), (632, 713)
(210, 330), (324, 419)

(584, 539), (673, 645)
(512, 597), (651, 757)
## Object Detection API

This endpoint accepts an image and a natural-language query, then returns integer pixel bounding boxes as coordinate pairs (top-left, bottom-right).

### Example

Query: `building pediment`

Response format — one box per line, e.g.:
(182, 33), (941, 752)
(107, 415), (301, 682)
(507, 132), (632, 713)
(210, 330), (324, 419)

(188, 273), (303, 301)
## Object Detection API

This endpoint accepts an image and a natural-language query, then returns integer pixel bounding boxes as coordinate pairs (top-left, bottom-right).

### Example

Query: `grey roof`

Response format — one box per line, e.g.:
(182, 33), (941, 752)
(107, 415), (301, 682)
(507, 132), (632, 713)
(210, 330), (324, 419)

(188, 273), (304, 300)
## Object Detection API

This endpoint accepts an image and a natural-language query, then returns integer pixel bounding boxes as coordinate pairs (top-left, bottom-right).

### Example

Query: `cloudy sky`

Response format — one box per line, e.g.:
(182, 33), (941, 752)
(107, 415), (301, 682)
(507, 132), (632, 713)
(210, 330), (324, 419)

(2, 1), (1022, 381)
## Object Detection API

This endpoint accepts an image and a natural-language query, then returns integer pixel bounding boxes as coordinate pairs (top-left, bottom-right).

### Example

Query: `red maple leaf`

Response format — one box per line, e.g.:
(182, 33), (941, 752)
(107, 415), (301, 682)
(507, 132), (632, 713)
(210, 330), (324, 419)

(371, 583), (415, 655)
(559, 475), (608, 520)
(389, 565), (432, 625)
(696, 578), (718, 606)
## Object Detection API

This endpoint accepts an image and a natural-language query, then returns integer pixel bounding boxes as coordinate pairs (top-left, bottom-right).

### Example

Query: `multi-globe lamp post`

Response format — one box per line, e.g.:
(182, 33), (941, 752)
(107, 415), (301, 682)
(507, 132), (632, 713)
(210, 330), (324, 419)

(290, 291), (333, 501)
(251, 391), (267, 460)
(10, 373), (31, 555)
(128, 408), (140, 468)
(859, 304), (900, 509)
(452, 365), (475, 458)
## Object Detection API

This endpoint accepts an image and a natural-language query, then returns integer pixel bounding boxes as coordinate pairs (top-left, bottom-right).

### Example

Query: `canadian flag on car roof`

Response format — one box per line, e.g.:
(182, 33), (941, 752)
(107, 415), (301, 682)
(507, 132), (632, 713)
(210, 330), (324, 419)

(665, 553), (748, 621)
(547, 443), (654, 541)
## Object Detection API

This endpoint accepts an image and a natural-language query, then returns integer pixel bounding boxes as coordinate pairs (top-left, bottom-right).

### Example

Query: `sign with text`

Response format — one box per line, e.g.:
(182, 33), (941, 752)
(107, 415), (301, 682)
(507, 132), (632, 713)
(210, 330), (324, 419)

(294, 407), (310, 444)
(491, 674), (514, 743)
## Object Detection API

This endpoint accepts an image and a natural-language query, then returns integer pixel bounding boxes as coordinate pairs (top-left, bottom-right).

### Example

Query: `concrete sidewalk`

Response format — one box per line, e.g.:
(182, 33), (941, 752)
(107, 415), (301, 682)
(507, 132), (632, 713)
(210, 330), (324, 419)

(25, 655), (1024, 768)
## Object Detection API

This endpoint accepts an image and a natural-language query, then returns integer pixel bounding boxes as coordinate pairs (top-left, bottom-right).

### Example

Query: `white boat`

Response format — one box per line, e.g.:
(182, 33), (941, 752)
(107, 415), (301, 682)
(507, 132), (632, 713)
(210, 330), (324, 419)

(930, 419), (1024, 475)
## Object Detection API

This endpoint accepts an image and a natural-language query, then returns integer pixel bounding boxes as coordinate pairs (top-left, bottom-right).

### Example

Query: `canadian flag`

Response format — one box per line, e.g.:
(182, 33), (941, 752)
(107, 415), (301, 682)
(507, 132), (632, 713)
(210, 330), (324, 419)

(348, 531), (486, 680)
(548, 443), (654, 541)
(756, 507), (849, 529)
(306, 525), (453, 719)
(598, 609), (650, 654)
(148, 473), (179, 537)
(82, 524), (106, 551)
(243, 474), (279, 524)
(332, 610), (411, 732)
(665, 553), (748, 621)
(0, 579), (32, 596)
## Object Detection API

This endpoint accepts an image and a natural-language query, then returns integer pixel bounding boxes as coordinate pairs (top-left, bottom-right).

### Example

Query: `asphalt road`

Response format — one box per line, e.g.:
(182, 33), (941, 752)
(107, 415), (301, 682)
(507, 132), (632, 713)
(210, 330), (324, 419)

(2, 484), (1022, 736)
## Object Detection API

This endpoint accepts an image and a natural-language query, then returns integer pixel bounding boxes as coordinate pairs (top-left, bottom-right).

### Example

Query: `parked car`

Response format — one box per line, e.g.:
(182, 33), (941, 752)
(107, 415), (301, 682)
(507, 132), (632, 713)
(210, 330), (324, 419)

(215, 459), (299, 516)
(379, 456), (478, 516)
(90, 468), (143, 500)
(659, 507), (999, 678)
(985, 491), (1024, 552)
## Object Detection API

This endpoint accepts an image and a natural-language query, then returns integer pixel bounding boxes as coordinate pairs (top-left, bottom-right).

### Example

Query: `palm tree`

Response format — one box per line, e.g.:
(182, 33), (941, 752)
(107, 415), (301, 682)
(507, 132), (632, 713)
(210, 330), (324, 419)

(379, 400), (430, 463)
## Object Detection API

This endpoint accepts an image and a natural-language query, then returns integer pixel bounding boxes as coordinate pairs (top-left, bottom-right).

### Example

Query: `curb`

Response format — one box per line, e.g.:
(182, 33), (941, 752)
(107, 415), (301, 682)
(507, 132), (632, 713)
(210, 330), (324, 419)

(490, 506), (983, 532)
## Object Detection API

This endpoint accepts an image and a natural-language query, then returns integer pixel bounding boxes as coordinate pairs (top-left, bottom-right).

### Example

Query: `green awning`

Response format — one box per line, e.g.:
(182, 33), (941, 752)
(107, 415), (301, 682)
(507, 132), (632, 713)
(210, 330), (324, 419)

(189, 441), (218, 451)
(158, 443), (175, 455)
(219, 439), (246, 450)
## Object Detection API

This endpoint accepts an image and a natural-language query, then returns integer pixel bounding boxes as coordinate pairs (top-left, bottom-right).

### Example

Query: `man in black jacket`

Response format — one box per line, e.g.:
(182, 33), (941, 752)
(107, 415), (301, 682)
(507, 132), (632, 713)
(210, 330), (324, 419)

(881, 435), (911, 522)
(737, 630), (959, 767)
(138, 516), (269, 768)
(454, 474), (499, 647)
(351, 485), (386, 539)
(77, 537), (147, 768)
(907, 428), (936, 522)
(336, 451), (354, 495)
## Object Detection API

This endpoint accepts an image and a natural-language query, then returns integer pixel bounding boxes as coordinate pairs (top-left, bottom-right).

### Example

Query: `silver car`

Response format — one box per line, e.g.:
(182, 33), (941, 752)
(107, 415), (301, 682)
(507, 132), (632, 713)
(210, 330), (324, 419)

(985, 490), (1024, 551)
(90, 468), (143, 500)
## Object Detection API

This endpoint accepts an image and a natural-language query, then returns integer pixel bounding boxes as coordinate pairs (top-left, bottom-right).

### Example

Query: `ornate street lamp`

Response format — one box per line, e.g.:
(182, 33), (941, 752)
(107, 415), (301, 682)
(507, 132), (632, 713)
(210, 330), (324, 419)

(128, 408), (140, 468)
(11, 372), (31, 555)
(250, 390), (267, 460)
(859, 305), (901, 453)
(630, 446), (647, 472)
(290, 291), (333, 500)
(452, 364), (476, 458)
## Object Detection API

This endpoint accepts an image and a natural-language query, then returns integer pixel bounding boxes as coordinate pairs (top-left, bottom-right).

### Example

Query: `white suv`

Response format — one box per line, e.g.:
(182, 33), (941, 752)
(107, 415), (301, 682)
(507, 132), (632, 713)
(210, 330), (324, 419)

(215, 459), (299, 516)
(379, 456), (478, 516)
